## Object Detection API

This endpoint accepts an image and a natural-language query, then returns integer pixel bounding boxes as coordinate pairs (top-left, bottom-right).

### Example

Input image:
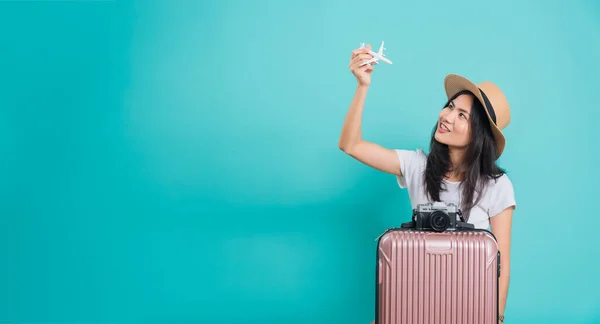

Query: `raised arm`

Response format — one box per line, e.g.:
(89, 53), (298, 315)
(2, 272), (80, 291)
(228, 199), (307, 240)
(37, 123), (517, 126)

(338, 45), (401, 176)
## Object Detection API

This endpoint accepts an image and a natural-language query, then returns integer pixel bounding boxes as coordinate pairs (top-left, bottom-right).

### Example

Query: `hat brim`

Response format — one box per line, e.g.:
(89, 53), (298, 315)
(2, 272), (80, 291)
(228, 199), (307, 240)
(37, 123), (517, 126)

(443, 74), (506, 159)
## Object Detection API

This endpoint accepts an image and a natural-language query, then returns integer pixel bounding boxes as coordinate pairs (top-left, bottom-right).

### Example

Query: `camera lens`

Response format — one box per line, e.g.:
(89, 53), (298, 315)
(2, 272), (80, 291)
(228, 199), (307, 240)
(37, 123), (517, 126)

(430, 211), (450, 232)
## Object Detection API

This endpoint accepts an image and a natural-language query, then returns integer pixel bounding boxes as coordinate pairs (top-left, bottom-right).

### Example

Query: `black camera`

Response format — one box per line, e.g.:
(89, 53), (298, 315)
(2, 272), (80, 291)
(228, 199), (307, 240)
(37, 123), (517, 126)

(403, 202), (472, 231)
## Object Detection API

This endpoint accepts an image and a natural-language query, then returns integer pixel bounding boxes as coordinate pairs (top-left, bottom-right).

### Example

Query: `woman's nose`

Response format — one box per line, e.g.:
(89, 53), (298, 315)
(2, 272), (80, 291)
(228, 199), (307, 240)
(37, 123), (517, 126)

(442, 113), (454, 123)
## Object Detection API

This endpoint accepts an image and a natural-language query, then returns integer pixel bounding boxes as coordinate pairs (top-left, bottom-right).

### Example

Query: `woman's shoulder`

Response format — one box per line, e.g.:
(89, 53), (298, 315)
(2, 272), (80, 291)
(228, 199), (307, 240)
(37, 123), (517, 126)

(394, 148), (428, 161)
(484, 172), (517, 215)
(393, 148), (428, 189)
(488, 172), (514, 188)
(394, 148), (428, 171)
(483, 173), (515, 202)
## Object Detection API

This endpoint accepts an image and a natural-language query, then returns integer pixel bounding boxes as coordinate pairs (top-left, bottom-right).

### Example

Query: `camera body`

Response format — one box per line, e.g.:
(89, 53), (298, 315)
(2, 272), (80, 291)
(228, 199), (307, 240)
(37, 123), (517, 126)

(410, 201), (469, 232)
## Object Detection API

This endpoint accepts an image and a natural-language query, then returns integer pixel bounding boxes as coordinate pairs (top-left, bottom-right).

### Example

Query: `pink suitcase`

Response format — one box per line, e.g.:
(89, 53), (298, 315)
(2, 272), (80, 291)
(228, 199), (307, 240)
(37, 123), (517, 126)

(375, 202), (500, 324)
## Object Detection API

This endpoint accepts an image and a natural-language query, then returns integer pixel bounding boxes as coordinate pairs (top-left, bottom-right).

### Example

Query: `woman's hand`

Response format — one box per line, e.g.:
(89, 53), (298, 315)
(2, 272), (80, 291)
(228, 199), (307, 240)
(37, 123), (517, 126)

(349, 44), (377, 87)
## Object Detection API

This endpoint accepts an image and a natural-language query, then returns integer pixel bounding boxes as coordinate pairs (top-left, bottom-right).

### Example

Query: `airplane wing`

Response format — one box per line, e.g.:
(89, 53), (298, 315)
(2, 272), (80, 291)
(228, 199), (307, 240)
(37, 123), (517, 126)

(377, 41), (385, 55)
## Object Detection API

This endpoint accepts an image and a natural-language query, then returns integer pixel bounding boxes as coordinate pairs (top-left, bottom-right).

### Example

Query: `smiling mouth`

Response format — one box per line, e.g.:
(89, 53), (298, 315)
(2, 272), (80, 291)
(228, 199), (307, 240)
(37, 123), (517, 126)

(439, 122), (450, 132)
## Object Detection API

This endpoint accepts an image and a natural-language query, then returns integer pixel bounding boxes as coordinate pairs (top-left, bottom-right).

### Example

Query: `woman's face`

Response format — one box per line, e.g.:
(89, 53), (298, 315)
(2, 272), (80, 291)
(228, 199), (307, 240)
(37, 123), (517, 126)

(434, 93), (473, 148)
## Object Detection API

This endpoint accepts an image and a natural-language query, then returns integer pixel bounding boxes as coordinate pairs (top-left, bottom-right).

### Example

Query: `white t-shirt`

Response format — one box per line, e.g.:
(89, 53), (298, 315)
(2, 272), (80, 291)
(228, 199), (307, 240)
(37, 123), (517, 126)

(395, 149), (516, 230)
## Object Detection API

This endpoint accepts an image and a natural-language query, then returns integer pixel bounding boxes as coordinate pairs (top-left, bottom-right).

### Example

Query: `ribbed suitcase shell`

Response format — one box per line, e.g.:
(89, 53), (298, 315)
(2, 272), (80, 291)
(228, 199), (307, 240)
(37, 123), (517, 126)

(375, 228), (500, 324)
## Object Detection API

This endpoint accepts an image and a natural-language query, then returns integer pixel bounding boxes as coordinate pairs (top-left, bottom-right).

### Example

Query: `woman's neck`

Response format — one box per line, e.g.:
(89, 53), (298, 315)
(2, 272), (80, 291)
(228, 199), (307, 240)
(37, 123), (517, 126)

(445, 172), (463, 182)
(446, 147), (466, 181)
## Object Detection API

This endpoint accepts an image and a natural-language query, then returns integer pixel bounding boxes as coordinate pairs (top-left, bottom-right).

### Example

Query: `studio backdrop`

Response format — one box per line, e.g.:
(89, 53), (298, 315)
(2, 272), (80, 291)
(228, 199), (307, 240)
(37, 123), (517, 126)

(1, 1), (598, 323)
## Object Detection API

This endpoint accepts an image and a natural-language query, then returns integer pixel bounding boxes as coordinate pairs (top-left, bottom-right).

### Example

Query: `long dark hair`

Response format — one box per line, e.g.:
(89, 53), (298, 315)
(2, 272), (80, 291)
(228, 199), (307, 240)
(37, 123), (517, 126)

(424, 90), (505, 221)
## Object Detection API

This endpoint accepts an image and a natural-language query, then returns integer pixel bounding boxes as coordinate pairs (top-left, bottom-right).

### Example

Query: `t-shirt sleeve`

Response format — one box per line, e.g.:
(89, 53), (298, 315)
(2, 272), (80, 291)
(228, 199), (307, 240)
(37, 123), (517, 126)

(488, 175), (517, 217)
(394, 149), (424, 189)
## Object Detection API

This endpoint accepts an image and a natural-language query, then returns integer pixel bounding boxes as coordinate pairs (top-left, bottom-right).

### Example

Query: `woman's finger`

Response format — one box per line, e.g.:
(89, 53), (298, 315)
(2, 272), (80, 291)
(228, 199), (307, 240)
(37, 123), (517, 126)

(350, 54), (374, 67)
(350, 47), (370, 59)
(351, 54), (372, 64)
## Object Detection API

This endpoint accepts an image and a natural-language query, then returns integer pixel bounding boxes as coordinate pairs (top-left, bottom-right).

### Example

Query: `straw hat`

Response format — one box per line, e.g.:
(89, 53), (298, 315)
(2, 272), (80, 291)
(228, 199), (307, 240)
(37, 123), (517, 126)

(444, 74), (511, 159)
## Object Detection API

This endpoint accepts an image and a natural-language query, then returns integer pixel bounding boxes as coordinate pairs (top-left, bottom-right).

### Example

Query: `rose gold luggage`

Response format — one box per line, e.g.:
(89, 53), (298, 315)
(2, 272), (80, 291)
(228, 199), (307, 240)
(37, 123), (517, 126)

(375, 202), (500, 324)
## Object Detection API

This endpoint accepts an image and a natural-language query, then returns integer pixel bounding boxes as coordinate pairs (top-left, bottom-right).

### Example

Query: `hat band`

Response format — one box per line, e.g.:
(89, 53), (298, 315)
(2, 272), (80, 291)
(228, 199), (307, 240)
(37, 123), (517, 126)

(478, 88), (497, 125)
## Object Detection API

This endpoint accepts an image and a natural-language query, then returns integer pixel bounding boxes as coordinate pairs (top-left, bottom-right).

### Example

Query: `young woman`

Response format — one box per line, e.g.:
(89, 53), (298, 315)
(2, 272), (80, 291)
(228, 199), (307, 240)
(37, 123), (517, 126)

(339, 44), (516, 323)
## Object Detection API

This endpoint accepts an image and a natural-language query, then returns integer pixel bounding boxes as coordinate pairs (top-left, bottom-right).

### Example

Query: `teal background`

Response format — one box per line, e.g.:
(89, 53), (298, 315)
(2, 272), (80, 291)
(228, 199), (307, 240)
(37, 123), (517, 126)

(1, 0), (599, 323)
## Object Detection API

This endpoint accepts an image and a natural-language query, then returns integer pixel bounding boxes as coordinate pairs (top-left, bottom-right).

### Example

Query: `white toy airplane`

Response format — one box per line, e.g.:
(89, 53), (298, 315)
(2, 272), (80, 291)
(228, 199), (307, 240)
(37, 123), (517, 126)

(359, 41), (393, 66)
